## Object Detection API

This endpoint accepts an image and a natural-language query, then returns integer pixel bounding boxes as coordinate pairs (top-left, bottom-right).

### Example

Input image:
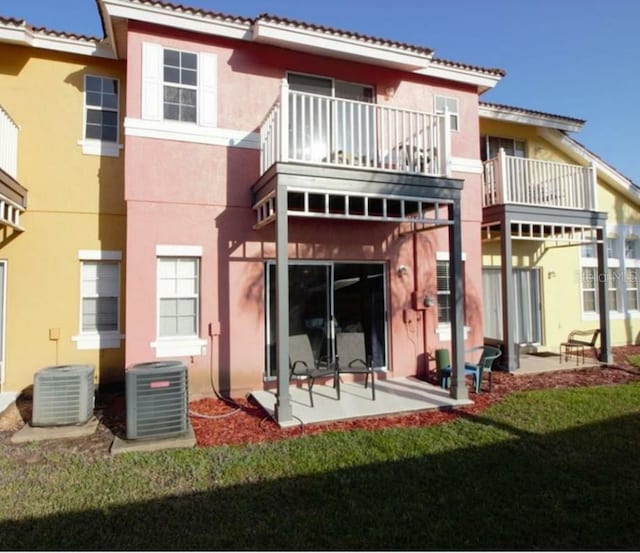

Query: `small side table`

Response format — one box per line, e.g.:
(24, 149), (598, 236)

(560, 342), (585, 364)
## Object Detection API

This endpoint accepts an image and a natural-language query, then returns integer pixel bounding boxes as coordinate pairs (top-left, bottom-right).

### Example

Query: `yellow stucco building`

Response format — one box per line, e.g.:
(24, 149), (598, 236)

(0, 18), (126, 397)
(479, 102), (640, 367)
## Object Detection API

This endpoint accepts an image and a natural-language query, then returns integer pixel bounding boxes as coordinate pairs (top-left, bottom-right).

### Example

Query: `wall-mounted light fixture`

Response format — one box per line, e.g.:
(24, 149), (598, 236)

(423, 295), (436, 308)
(397, 265), (409, 277)
(548, 271), (557, 279)
(384, 86), (396, 100)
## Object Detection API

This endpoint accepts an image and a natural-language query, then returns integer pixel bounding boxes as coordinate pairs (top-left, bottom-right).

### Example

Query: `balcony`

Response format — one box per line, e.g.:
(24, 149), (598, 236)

(0, 103), (26, 231)
(482, 149), (597, 211)
(259, 81), (451, 179)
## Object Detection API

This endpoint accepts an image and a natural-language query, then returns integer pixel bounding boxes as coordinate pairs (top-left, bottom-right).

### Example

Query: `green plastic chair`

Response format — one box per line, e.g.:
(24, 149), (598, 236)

(464, 345), (502, 393)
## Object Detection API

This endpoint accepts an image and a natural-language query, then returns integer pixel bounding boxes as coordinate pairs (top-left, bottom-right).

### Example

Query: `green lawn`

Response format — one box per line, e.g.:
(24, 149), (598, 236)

(1, 382), (639, 550)
(627, 354), (640, 368)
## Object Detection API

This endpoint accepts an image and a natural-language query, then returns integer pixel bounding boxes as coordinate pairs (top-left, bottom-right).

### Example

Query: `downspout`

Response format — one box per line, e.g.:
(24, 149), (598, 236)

(412, 228), (429, 376)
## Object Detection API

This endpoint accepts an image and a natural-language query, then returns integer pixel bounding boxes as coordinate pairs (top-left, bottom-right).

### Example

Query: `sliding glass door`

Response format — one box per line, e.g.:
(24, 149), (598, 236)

(266, 262), (387, 378)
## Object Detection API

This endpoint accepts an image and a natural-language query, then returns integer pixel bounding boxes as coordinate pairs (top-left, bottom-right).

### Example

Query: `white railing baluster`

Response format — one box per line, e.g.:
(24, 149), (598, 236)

(0, 104), (19, 180)
(258, 88), (450, 177)
(481, 153), (597, 211)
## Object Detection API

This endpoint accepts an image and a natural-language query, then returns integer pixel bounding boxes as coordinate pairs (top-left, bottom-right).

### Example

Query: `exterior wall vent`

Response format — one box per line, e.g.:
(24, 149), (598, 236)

(32, 365), (95, 427)
(126, 361), (188, 440)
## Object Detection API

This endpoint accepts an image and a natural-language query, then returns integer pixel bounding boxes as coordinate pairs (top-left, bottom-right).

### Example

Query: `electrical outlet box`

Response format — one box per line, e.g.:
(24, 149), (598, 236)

(411, 291), (428, 311)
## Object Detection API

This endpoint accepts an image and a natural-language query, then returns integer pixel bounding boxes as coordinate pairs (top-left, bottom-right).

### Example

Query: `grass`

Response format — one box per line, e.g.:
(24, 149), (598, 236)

(1, 382), (639, 550)
(627, 354), (640, 368)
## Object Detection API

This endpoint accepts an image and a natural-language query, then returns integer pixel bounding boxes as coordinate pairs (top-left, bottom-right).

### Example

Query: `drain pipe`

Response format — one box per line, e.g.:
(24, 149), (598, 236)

(412, 229), (429, 376)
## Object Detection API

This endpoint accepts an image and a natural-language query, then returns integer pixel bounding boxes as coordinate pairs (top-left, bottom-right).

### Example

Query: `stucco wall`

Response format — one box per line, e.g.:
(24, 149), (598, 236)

(480, 117), (640, 350)
(124, 22), (485, 395)
(0, 43), (126, 392)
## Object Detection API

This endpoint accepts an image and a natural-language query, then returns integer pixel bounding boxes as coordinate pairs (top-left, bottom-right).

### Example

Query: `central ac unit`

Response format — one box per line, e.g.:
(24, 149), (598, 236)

(126, 361), (188, 440)
(32, 365), (95, 427)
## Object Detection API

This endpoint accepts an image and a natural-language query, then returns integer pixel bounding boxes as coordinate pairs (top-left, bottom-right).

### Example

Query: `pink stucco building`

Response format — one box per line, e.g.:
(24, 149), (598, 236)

(99, 0), (504, 424)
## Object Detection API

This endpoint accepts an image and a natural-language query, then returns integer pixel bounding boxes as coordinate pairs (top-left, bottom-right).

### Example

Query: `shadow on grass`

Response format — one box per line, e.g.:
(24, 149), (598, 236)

(3, 412), (640, 551)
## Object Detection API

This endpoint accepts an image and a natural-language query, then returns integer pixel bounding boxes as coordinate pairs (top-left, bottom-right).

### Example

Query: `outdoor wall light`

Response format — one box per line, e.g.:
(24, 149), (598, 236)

(423, 295), (436, 308)
(397, 265), (409, 277)
(384, 86), (396, 100)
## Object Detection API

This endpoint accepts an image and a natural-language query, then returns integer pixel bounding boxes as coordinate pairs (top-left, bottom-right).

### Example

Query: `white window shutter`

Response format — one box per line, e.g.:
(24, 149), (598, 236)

(198, 52), (217, 128)
(141, 42), (163, 121)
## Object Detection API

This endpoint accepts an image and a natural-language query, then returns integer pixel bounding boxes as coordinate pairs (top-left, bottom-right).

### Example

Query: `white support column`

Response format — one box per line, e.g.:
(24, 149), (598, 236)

(440, 108), (452, 177)
(497, 148), (508, 204)
(589, 161), (598, 210)
(279, 79), (289, 163)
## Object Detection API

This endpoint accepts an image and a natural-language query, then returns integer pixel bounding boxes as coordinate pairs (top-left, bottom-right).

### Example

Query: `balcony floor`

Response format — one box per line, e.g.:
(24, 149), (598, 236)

(250, 376), (472, 427)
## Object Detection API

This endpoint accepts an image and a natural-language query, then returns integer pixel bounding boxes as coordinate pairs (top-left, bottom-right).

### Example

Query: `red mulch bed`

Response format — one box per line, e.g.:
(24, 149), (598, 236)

(190, 345), (640, 448)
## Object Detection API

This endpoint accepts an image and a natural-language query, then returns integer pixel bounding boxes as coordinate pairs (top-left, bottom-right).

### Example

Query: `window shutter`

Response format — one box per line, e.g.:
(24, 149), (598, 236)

(141, 42), (163, 121)
(198, 52), (217, 127)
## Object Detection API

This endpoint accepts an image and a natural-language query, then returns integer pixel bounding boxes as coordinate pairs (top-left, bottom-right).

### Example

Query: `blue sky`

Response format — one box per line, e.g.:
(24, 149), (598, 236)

(2, 0), (639, 184)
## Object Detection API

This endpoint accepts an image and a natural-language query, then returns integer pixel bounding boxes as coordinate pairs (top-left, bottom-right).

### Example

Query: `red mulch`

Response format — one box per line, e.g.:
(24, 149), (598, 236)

(189, 345), (640, 448)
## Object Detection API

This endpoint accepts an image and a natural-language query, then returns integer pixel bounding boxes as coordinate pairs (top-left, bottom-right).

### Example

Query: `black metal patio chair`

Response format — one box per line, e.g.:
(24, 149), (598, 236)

(336, 332), (376, 400)
(289, 334), (339, 407)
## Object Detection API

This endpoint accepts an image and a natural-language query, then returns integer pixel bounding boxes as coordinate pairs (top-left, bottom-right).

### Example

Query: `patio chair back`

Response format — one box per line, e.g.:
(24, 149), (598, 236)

(289, 334), (316, 376)
(465, 345), (501, 393)
(336, 332), (375, 400)
(289, 334), (339, 407)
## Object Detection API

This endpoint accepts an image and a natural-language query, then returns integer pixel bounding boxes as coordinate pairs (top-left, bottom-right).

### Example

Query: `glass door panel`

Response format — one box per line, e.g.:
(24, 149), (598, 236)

(333, 263), (386, 368)
(267, 264), (331, 378)
(266, 262), (386, 378)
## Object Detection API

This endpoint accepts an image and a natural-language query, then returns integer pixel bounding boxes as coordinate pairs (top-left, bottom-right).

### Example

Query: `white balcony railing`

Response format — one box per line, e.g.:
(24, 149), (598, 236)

(483, 149), (597, 210)
(260, 80), (451, 178)
(0, 104), (18, 180)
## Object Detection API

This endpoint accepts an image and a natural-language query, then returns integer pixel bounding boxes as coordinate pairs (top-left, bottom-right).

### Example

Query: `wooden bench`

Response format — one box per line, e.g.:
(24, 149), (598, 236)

(560, 329), (600, 364)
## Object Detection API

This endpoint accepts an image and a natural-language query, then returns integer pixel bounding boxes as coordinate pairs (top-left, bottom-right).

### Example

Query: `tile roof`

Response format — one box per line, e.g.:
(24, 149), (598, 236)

(108, 0), (253, 25)
(480, 101), (585, 125)
(433, 58), (506, 77)
(0, 15), (102, 43)
(254, 13), (434, 56)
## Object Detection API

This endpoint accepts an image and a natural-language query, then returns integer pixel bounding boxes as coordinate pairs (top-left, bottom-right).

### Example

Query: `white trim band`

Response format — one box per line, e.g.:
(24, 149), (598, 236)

(125, 117), (260, 149)
(78, 250), (122, 261)
(151, 337), (207, 357)
(156, 245), (203, 257)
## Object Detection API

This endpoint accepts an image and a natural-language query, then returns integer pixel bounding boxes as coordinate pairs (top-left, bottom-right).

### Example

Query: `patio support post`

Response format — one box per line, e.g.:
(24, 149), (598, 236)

(274, 184), (293, 424)
(500, 214), (518, 371)
(596, 227), (612, 363)
(448, 201), (467, 400)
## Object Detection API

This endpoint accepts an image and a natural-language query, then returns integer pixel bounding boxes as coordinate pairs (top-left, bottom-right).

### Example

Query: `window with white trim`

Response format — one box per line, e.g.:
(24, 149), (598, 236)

(480, 136), (526, 162)
(624, 236), (640, 311)
(81, 261), (119, 332)
(73, 251), (122, 350)
(625, 268), (639, 311)
(625, 237), (639, 260)
(436, 261), (451, 324)
(434, 96), (459, 131)
(141, 43), (217, 127)
(84, 75), (119, 142)
(158, 257), (199, 337)
(579, 236), (623, 316)
(163, 49), (197, 122)
(435, 254), (470, 341)
(581, 266), (597, 313)
(607, 236), (622, 313)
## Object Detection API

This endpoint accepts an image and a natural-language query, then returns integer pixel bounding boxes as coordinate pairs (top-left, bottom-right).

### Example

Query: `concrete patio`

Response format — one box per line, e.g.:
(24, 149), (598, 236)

(251, 375), (473, 427)
(516, 350), (603, 375)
